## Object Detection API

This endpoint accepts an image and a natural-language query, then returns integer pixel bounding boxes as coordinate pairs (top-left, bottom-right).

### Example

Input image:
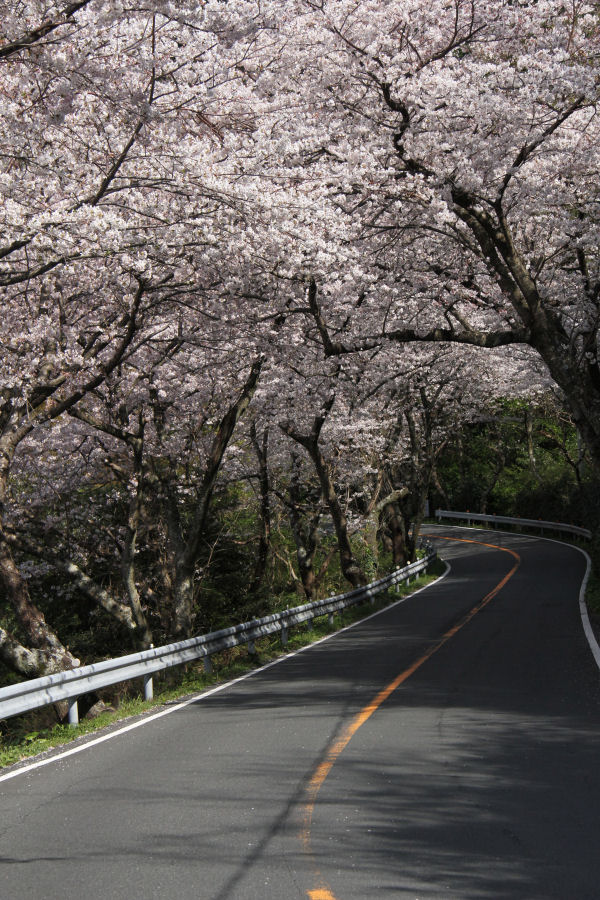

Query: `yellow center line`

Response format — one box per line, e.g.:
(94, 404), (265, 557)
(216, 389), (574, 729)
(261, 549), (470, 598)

(301, 536), (521, 899)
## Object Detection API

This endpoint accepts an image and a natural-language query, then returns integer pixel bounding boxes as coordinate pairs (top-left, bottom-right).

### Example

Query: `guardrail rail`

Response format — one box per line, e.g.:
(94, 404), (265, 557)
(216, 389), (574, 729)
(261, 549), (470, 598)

(435, 509), (592, 540)
(0, 551), (436, 726)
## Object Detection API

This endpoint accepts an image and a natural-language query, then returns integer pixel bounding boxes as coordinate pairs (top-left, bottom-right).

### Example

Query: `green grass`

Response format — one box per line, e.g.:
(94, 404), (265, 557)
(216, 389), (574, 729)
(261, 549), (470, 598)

(0, 564), (444, 771)
(586, 570), (600, 618)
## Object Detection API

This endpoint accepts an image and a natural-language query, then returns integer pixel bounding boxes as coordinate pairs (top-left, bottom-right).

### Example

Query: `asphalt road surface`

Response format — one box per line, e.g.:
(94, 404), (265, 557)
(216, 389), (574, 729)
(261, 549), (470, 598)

(1, 527), (599, 900)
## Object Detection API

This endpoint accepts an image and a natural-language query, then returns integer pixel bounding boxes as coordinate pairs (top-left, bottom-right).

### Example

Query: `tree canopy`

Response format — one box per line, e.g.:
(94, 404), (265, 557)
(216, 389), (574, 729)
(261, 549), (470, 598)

(1, 0), (598, 680)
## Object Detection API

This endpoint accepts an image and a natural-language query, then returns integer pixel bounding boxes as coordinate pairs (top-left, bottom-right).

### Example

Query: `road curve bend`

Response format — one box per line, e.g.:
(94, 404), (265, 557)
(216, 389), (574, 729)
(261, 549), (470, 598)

(1, 527), (599, 900)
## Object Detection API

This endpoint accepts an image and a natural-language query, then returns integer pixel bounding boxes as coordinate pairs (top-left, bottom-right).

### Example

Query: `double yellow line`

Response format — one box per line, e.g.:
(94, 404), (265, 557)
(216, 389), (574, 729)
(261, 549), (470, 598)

(302, 537), (521, 900)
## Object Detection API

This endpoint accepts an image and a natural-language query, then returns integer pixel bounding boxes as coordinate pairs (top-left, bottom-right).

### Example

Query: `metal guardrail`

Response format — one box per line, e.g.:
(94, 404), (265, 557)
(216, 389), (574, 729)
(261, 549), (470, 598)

(435, 509), (592, 540)
(0, 551), (436, 726)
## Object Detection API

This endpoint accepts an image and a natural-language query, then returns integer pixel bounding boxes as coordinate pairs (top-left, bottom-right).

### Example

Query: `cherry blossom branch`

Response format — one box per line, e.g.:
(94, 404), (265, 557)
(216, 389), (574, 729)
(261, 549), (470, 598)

(383, 325), (530, 349)
(0, 1), (92, 59)
(496, 96), (588, 204)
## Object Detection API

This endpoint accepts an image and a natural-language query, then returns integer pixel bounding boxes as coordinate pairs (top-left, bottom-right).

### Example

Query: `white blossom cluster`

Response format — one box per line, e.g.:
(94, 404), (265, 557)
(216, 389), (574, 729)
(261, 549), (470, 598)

(0, 0), (598, 667)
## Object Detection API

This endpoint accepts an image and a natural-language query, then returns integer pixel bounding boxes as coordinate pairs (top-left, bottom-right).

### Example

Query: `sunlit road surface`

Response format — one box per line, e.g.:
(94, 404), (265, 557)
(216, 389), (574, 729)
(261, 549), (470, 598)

(1, 527), (599, 900)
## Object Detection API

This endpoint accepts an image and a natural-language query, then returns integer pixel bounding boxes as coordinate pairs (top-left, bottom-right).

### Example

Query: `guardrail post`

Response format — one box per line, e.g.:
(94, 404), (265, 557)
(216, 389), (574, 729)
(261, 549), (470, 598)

(143, 643), (154, 700)
(281, 623), (288, 647)
(204, 655), (213, 675)
(143, 673), (153, 701)
(328, 612), (334, 626)
(248, 639), (256, 656)
(306, 618), (313, 632)
(67, 697), (79, 727)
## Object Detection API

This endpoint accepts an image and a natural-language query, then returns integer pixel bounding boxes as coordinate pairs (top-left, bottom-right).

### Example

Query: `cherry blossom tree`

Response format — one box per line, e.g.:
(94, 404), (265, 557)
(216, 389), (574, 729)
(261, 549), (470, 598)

(254, 1), (600, 465)
(0, 0), (277, 673)
(2, 0), (596, 682)
(0, 272), (159, 675)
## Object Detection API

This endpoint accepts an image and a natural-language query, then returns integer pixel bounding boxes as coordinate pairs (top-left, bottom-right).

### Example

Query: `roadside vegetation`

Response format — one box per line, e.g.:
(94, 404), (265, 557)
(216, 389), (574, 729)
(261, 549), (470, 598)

(431, 398), (600, 622)
(2, 392), (598, 738)
(0, 563), (444, 769)
(3, 388), (599, 769)
(2, 1), (600, 759)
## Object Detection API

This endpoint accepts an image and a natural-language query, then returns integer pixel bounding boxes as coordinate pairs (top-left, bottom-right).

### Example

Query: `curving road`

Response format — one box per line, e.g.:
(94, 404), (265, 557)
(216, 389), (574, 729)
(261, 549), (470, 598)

(1, 527), (599, 899)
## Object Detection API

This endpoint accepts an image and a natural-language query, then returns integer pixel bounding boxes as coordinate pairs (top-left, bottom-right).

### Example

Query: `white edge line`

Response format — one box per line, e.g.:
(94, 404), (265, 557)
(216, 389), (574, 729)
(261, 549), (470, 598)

(428, 523), (600, 671)
(0, 563), (451, 785)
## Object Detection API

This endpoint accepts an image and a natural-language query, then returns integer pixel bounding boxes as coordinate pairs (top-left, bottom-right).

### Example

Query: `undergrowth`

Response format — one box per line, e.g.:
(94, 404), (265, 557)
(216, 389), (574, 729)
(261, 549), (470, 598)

(0, 565), (443, 771)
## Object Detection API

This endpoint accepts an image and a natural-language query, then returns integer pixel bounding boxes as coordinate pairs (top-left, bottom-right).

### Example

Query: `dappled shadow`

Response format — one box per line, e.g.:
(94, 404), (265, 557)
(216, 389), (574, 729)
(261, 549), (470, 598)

(1, 532), (598, 899)
(10, 696), (595, 899)
(294, 689), (600, 899)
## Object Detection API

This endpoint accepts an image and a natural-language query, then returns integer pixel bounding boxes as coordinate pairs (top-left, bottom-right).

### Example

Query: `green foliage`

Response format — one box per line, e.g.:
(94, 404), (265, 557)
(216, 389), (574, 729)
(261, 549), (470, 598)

(432, 395), (600, 636)
(3, 391), (598, 723)
(433, 397), (598, 528)
(352, 535), (378, 582)
(586, 574), (600, 618)
(0, 567), (440, 770)
(587, 532), (600, 619)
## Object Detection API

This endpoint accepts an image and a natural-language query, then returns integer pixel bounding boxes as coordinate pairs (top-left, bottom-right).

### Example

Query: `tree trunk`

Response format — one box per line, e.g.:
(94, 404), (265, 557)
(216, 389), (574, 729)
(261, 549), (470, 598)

(287, 492), (318, 602)
(387, 508), (408, 568)
(312, 449), (365, 588)
(249, 423), (271, 594)
(0, 538), (79, 676)
(171, 359), (263, 637)
(0, 626), (75, 678)
(281, 411), (367, 589)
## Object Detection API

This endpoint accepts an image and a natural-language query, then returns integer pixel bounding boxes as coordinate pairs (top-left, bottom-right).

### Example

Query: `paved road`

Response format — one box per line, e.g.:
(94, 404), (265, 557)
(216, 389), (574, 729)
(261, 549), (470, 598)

(1, 528), (599, 899)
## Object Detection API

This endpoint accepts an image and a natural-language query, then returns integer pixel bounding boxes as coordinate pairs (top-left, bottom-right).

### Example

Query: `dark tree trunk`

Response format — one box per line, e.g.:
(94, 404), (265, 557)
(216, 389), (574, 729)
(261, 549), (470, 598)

(281, 403), (367, 589)
(171, 359), (263, 637)
(249, 423), (271, 594)
(0, 538), (79, 676)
